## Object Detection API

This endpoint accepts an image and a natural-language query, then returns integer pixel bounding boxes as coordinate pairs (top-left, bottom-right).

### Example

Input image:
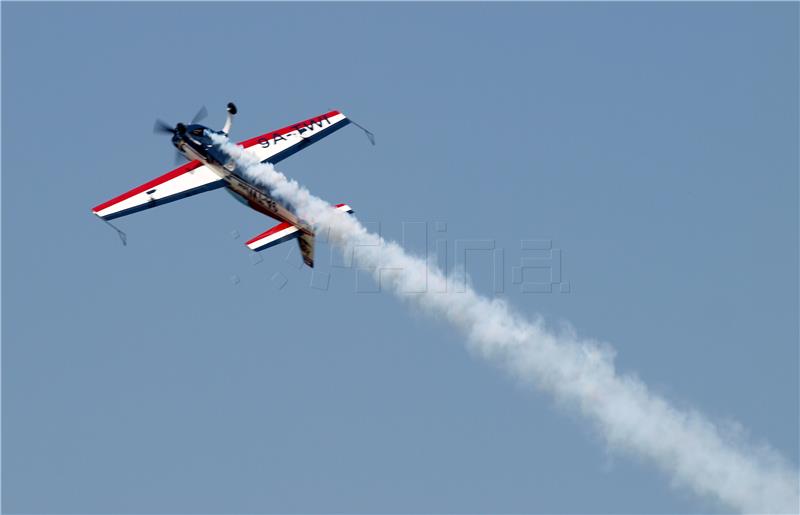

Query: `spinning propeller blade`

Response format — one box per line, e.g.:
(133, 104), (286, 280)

(153, 118), (175, 134)
(191, 105), (208, 124)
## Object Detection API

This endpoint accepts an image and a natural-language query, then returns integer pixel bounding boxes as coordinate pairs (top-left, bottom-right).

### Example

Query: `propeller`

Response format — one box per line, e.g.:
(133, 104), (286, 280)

(191, 105), (208, 124)
(153, 119), (188, 165)
(153, 119), (187, 135)
(153, 105), (208, 166)
(153, 118), (175, 134)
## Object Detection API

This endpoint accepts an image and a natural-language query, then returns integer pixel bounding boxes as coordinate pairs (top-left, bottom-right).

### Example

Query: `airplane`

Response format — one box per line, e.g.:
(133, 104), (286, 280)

(91, 103), (372, 267)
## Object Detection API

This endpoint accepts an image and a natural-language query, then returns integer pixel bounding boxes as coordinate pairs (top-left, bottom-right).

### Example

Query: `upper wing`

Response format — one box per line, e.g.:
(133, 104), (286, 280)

(92, 110), (351, 221)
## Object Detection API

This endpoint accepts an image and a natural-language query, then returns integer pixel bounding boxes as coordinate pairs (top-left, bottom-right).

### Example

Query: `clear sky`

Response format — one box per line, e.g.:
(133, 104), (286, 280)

(2, 2), (797, 513)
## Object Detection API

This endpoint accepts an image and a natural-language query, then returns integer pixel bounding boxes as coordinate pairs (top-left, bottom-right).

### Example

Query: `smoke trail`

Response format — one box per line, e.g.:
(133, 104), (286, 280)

(210, 133), (799, 513)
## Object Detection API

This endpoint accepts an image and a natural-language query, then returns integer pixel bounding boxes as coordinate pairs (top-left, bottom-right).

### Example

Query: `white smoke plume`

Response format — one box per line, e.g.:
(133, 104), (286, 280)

(210, 133), (799, 513)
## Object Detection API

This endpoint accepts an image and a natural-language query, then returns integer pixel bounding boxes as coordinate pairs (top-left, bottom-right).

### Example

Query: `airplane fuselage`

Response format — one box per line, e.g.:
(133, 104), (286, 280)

(174, 126), (310, 234)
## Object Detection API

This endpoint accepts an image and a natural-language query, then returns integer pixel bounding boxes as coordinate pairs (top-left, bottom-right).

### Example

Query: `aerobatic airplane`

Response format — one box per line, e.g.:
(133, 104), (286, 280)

(92, 103), (371, 267)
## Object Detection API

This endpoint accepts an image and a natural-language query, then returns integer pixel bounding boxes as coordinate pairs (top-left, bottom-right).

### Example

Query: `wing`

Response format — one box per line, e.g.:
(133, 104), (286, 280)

(238, 110), (351, 165)
(93, 111), (351, 221)
(92, 161), (224, 220)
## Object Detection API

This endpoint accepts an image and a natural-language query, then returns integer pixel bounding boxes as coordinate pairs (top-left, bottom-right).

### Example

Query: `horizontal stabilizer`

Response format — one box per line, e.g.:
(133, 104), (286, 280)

(245, 203), (354, 254)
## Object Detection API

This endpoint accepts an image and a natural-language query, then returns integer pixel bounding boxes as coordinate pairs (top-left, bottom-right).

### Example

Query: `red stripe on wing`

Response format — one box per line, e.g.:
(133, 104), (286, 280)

(92, 160), (204, 213)
(237, 110), (342, 149)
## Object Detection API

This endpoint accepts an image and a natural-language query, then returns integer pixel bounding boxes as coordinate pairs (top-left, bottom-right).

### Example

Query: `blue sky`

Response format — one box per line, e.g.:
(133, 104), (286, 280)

(2, 3), (798, 513)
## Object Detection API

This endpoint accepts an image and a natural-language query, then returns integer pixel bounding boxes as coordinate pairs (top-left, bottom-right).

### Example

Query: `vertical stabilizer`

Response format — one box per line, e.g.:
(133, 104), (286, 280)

(297, 232), (315, 268)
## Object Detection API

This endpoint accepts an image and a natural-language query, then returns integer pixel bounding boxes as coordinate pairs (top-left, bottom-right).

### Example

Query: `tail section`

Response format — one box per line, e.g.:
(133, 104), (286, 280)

(245, 204), (353, 268)
(297, 232), (315, 268)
